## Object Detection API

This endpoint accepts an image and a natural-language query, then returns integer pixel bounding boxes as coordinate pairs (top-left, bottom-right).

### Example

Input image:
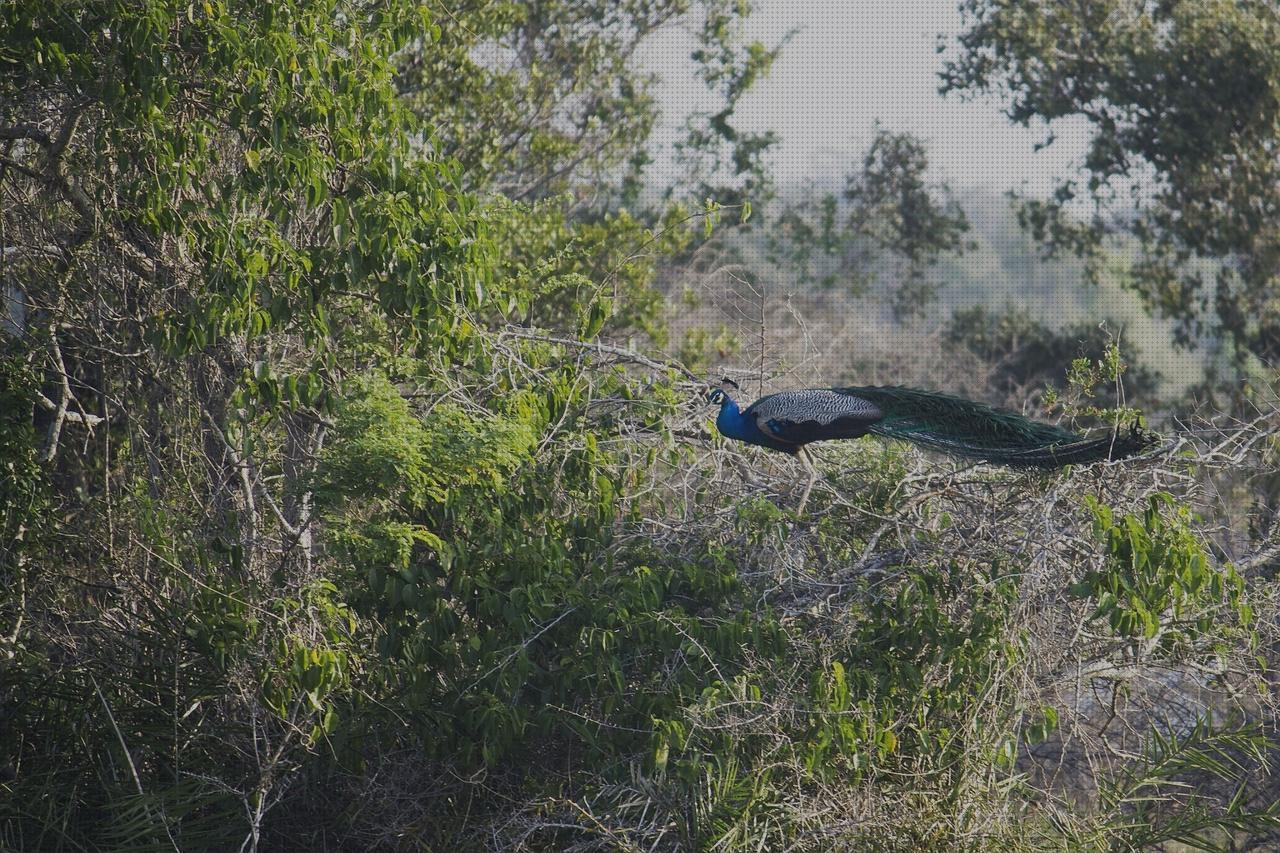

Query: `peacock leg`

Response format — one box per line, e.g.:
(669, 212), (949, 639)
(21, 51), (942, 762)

(796, 446), (818, 515)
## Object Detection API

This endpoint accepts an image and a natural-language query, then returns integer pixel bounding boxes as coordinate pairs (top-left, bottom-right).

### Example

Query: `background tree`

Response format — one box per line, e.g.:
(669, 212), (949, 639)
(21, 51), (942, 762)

(764, 127), (971, 319)
(673, 0), (785, 209)
(396, 0), (687, 203)
(943, 0), (1280, 370)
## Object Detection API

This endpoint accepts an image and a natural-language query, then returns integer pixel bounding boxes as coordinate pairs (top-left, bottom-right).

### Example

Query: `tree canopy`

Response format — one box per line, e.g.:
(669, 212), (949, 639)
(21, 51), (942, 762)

(944, 0), (1280, 369)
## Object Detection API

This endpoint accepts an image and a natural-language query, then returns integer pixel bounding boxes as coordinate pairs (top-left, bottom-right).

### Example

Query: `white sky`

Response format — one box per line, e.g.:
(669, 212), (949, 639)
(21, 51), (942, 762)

(641, 0), (1094, 198)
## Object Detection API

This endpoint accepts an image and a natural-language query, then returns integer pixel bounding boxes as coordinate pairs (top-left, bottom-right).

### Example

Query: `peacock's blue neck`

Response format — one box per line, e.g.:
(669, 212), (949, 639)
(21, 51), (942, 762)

(716, 396), (749, 440)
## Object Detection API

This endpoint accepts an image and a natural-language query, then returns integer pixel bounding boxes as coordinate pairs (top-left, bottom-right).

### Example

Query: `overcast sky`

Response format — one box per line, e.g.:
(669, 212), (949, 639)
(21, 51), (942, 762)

(641, 0), (1094, 198)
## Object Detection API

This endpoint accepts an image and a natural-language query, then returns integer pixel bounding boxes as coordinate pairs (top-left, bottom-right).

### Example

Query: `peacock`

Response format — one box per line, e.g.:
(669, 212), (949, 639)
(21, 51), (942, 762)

(707, 379), (1155, 513)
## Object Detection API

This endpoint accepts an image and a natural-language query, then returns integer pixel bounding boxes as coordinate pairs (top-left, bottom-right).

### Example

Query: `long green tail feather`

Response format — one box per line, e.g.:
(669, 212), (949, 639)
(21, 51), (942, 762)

(843, 385), (1156, 468)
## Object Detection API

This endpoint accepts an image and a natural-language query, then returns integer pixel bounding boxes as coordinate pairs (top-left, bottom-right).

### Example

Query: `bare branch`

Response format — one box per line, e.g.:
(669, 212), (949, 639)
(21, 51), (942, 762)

(38, 329), (100, 462)
(0, 124), (53, 146)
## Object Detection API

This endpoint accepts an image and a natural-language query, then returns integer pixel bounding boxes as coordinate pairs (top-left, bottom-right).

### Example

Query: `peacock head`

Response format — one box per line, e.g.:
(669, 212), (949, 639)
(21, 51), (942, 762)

(705, 378), (741, 413)
(705, 377), (740, 407)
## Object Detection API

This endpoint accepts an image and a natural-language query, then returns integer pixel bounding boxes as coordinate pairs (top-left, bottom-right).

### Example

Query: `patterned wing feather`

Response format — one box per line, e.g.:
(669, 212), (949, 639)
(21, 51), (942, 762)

(746, 389), (884, 445)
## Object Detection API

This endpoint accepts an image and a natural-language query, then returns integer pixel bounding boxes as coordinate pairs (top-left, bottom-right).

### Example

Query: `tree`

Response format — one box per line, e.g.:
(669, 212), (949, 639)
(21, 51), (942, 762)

(673, 1), (786, 209)
(843, 127), (972, 318)
(396, 0), (692, 203)
(760, 127), (970, 318)
(0, 0), (497, 846)
(0, 0), (760, 846)
(391, 0), (771, 344)
(943, 0), (1280, 369)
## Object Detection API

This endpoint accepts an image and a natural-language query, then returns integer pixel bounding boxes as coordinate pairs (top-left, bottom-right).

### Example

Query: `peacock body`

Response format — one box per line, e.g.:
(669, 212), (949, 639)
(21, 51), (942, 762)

(709, 383), (1154, 510)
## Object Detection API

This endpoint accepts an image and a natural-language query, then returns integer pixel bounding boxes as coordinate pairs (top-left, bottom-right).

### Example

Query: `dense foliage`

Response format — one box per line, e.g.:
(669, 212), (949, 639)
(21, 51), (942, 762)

(2, 1), (1279, 850)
